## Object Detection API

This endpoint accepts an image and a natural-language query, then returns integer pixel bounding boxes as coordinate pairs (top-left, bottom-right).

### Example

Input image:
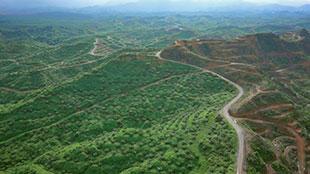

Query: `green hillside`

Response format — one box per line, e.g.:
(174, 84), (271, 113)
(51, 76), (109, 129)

(0, 12), (309, 174)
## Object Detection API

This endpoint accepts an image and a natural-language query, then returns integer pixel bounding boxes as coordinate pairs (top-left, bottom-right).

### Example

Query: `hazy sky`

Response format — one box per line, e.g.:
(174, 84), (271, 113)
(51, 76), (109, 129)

(1, 0), (310, 8)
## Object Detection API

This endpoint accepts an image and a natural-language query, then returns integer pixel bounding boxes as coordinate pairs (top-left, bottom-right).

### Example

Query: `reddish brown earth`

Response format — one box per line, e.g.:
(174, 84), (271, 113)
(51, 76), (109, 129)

(160, 29), (310, 174)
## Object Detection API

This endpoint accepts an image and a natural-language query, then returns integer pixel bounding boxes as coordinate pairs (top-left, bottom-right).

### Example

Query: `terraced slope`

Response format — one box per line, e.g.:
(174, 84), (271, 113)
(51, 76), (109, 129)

(0, 37), (240, 173)
(161, 29), (310, 174)
(1, 13), (310, 174)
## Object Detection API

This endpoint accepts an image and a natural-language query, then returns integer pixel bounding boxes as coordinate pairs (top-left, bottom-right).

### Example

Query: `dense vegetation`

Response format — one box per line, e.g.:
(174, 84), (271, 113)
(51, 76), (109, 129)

(0, 11), (309, 173)
(161, 27), (309, 174)
(0, 51), (238, 173)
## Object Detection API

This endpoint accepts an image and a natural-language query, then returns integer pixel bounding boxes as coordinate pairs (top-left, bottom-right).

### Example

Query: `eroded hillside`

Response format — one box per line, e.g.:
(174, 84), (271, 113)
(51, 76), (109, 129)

(161, 29), (310, 174)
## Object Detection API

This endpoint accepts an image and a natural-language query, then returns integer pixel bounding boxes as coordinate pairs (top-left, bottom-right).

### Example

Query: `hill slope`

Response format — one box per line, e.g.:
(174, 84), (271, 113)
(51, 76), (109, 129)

(161, 29), (310, 174)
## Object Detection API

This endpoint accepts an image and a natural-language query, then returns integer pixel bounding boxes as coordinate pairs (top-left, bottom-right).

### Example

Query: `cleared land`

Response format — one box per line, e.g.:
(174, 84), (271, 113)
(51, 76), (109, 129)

(0, 13), (309, 174)
(160, 30), (309, 174)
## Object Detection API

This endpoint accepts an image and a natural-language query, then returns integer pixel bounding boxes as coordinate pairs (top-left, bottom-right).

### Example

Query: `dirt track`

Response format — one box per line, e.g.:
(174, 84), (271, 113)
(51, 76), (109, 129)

(90, 38), (100, 56)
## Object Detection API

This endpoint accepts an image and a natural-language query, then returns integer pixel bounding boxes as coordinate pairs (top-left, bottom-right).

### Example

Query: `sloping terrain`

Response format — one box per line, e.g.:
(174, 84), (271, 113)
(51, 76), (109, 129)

(160, 29), (310, 174)
(0, 13), (309, 174)
(0, 51), (239, 174)
(0, 21), (239, 173)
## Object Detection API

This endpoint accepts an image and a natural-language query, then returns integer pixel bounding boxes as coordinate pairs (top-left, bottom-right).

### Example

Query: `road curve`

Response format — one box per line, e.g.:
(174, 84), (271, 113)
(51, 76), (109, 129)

(156, 51), (246, 174)
(90, 38), (100, 56)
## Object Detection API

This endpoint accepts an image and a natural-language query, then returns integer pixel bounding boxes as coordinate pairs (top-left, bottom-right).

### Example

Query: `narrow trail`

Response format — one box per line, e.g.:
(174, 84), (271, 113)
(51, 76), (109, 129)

(185, 48), (256, 68)
(0, 71), (195, 145)
(0, 87), (32, 94)
(139, 72), (202, 90)
(156, 51), (246, 174)
(90, 38), (100, 56)
(237, 117), (306, 174)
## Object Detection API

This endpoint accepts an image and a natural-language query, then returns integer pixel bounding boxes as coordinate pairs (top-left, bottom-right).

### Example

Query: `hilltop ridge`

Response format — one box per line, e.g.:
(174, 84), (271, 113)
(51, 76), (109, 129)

(161, 29), (309, 174)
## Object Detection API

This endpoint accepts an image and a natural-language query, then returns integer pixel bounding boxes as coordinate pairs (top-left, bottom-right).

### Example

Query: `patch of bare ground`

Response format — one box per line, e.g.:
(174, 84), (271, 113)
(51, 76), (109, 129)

(90, 38), (100, 56)
(266, 164), (276, 174)
(234, 87), (279, 111)
(90, 38), (111, 56)
(161, 31), (309, 174)
(237, 117), (306, 174)
(284, 146), (298, 164)
(237, 103), (294, 117)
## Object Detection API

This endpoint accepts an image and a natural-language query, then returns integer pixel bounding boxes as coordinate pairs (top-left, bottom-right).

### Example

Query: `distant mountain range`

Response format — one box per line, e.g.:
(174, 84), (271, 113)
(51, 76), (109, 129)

(0, 1), (310, 15)
(77, 1), (310, 13)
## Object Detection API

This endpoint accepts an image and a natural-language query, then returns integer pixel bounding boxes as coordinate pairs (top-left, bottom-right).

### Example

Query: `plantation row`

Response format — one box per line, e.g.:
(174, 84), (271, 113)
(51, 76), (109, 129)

(1, 54), (237, 174)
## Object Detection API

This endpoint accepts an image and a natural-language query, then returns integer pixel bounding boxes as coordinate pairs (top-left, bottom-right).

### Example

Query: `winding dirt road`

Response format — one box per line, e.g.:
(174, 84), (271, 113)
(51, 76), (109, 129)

(156, 51), (246, 174)
(90, 38), (100, 56)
